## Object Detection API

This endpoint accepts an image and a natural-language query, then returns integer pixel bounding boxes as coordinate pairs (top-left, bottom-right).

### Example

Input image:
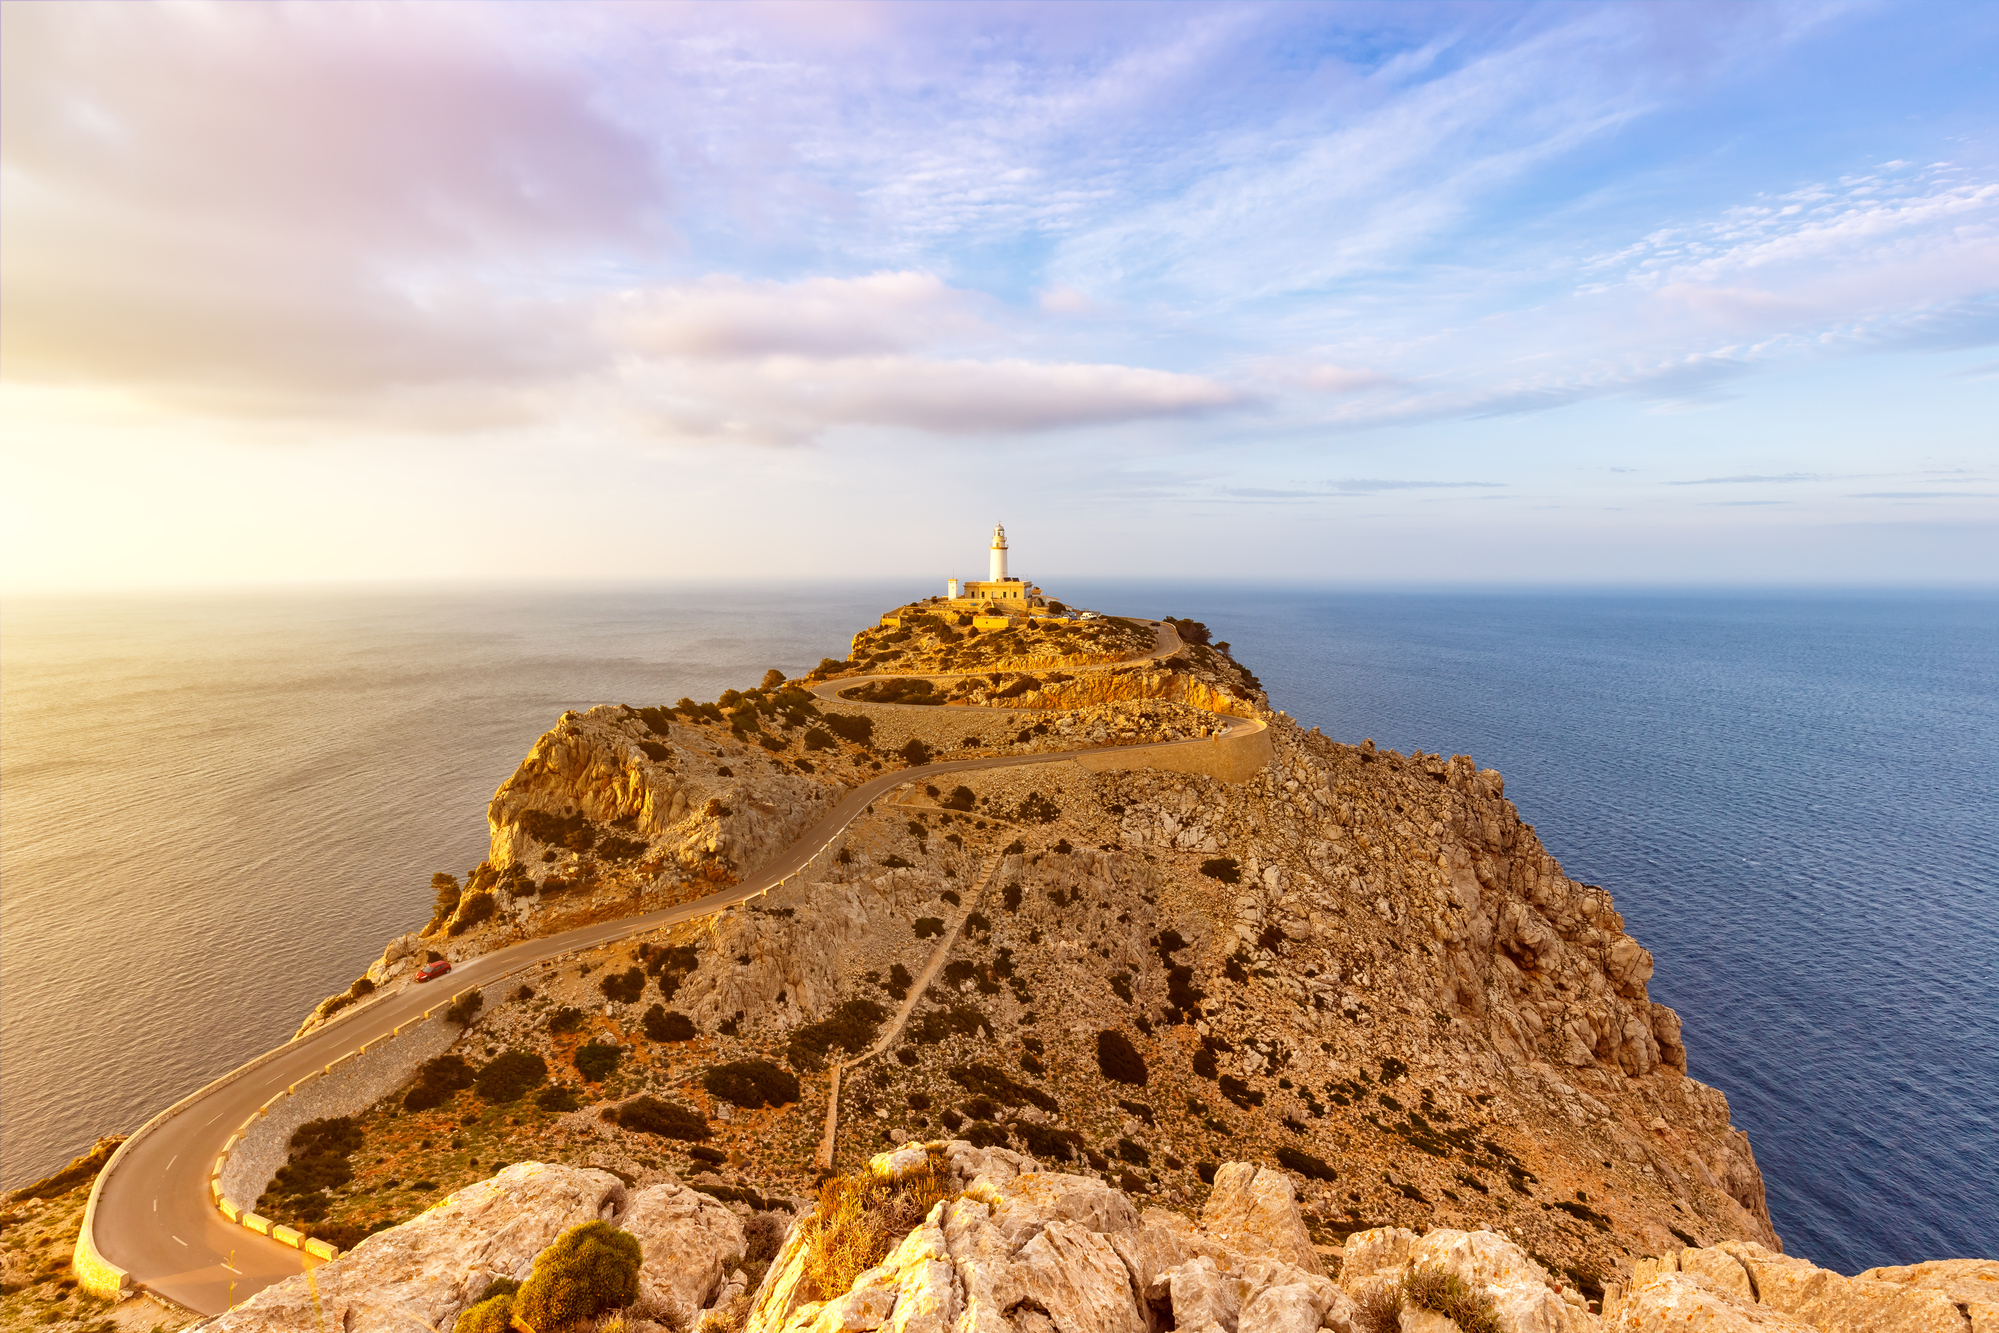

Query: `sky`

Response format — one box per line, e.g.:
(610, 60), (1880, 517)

(2, 0), (1995, 590)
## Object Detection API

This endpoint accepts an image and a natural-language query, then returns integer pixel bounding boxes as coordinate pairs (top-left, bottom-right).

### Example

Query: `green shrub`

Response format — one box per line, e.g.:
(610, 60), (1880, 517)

(1199, 857), (1241, 884)
(823, 713), (874, 747)
(912, 1005), (990, 1043)
(258, 1118), (363, 1214)
(787, 999), (888, 1071)
(941, 785), (976, 811)
(1011, 1120), (1079, 1162)
(453, 1293), (514, 1333)
(1096, 1031), (1148, 1086)
(883, 963), (913, 999)
(1219, 1075), (1263, 1109)
(475, 1050), (548, 1103)
(913, 916), (945, 939)
(881, 854), (914, 869)
(599, 968), (646, 1004)
(612, 1096), (709, 1140)
(549, 1006), (586, 1034)
(405, 1055), (475, 1111)
(1276, 1146), (1339, 1182)
(900, 739), (933, 766)
(574, 1041), (620, 1082)
(448, 892), (496, 936)
(536, 1085), (581, 1113)
(1015, 793), (1059, 823)
(643, 1005), (698, 1042)
(514, 1220), (642, 1333)
(803, 727), (835, 751)
(947, 1063), (1057, 1112)
(517, 809), (598, 852)
(703, 1061), (799, 1108)
(445, 989), (484, 1026)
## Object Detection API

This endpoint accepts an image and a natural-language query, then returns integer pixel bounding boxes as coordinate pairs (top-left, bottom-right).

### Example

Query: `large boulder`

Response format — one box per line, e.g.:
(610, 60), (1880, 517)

(1859, 1259), (1999, 1333)
(1609, 1270), (1814, 1331)
(622, 1180), (749, 1327)
(1338, 1226), (1593, 1333)
(196, 1163), (627, 1333)
(1608, 1244), (1983, 1333)
(748, 1146), (1352, 1333)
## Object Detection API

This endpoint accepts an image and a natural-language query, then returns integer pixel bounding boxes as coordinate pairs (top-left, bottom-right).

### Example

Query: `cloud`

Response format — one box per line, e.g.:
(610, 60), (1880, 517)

(612, 272), (991, 358)
(1671, 473), (1825, 485)
(1223, 479), (1505, 500)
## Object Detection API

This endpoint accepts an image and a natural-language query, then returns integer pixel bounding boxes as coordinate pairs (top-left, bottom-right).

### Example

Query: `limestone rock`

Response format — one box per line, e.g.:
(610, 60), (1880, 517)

(622, 1180), (749, 1327)
(1859, 1259), (1999, 1333)
(1199, 1163), (1322, 1276)
(1339, 1227), (1592, 1333)
(195, 1163), (627, 1333)
(1609, 1270), (1813, 1331)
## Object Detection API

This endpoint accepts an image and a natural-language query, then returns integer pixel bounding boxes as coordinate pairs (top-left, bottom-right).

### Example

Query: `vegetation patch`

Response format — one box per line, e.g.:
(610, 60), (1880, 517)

(704, 1060), (800, 1108)
(514, 1220), (642, 1332)
(824, 713), (875, 746)
(1275, 1146), (1339, 1182)
(797, 1150), (955, 1303)
(1096, 1030), (1148, 1086)
(787, 999), (889, 1071)
(612, 1096), (710, 1140)
(1402, 1266), (1500, 1333)
(947, 1063), (1057, 1113)
(517, 809), (598, 852)
(574, 1041), (621, 1082)
(1199, 857), (1241, 884)
(599, 967), (647, 1003)
(1015, 792), (1061, 823)
(912, 1004), (991, 1043)
(643, 1005), (699, 1042)
(474, 1050), (548, 1103)
(258, 1117), (364, 1221)
(405, 1055), (475, 1111)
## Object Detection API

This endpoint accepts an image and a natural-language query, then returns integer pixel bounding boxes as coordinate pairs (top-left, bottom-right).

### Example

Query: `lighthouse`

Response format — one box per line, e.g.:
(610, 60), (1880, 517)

(947, 522), (1042, 613)
(990, 521), (1009, 581)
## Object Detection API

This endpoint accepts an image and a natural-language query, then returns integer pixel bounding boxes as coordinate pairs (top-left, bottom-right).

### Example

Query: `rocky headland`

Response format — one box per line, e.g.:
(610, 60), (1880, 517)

(28, 602), (1994, 1333)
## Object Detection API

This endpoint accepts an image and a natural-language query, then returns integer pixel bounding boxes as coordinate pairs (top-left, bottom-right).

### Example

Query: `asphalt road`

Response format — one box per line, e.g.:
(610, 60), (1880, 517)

(94, 616), (1254, 1314)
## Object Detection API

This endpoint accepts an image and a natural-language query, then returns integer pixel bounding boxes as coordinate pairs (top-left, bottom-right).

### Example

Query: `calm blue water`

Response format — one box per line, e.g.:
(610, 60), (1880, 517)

(3, 585), (1993, 1273)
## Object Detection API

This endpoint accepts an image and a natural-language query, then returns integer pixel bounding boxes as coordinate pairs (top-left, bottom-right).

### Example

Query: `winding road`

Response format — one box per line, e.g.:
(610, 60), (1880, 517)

(82, 617), (1266, 1316)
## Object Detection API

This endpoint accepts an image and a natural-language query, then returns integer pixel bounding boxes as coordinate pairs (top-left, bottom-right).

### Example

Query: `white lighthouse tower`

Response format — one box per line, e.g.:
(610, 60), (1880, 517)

(989, 521), (1009, 581)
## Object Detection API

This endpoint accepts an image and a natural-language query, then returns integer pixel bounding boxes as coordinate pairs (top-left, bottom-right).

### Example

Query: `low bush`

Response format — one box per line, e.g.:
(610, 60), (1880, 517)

(881, 854), (914, 869)
(405, 1055), (475, 1111)
(1011, 1120), (1079, 1162)
(941, 785), (976, 811)
(948, 1063), (1057, 1112)
(452, 1292), (514, 1333)
(549, 1006), (586, 1034)
(787, 999), (889, 1071)
(448, 892), (496, 936)
(1199, 857), (1241, 884)
(514, 1220), (643, 1333)
(643, 1005), (698, 1042)
(444, 989), (484, 1026)
(703, 1060), (800, 1108)
(1219, 1074), (1263, 1109)
(574, 1041), (620, 1082)
(599, 968), (646, 1004)
(900, 739), (933, 766)
(883, 963), (913, 998)
(912, 1004), (990, 1043)
(259, 1117), (363, 1215)
(612, 1096), (710, 1140)
(798, 1150), (953, 1305)
(912, 916), (945, 939)
(517, 809), (598, 852)
(1096, 1031), (1148, 1086)
(1401, 1267), (1499, 1333)
(1275, 1146), (1339, 1182)
(599, 835), (649, 862)
(1015, 793), (1060, 824)
(536, 1085), (581, 1113)
(822, 713), (875, 746)
(475, 1050), (548, 1103)
(803, 727), (835, 751)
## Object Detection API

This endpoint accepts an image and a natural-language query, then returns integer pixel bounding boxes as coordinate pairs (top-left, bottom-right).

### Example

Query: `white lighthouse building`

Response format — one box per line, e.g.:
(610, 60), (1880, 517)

(947, 520), (1041, 613)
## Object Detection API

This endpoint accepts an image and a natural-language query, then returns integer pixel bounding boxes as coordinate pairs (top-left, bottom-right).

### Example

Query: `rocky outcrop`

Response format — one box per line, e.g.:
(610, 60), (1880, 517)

(194, 1165), (757, 1333)
(622, 1180), (749, 1328)
(1606, 1243), (1994, 1333)
(748, 1143), (1356, 1333)
(487, 705), (837, 880)
(1341, 1226), (1597, 1333)
(198, 1163), (629, 1333)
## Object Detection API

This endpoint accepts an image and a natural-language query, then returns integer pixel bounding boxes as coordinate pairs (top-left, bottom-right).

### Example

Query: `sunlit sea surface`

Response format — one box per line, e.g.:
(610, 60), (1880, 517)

(3, 584), (1993, 1272)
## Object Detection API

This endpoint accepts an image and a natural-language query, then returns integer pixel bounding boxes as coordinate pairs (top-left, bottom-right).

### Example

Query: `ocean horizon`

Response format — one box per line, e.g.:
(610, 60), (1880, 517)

(3, 582), (1993, 1273)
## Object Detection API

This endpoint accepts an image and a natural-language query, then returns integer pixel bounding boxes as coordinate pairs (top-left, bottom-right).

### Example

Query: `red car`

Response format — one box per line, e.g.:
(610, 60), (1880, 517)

(415, 959), (452, 982)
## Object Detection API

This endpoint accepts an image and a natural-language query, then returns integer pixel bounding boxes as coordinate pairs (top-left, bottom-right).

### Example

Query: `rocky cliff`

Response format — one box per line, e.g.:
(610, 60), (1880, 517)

(258, 605), (1987, 1324)
(193, 1146), (1996, 1333)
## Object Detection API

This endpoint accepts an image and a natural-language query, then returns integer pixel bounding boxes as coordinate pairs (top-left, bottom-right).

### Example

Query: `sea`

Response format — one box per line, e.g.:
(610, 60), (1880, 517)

(2, 583), (1993, 1273)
